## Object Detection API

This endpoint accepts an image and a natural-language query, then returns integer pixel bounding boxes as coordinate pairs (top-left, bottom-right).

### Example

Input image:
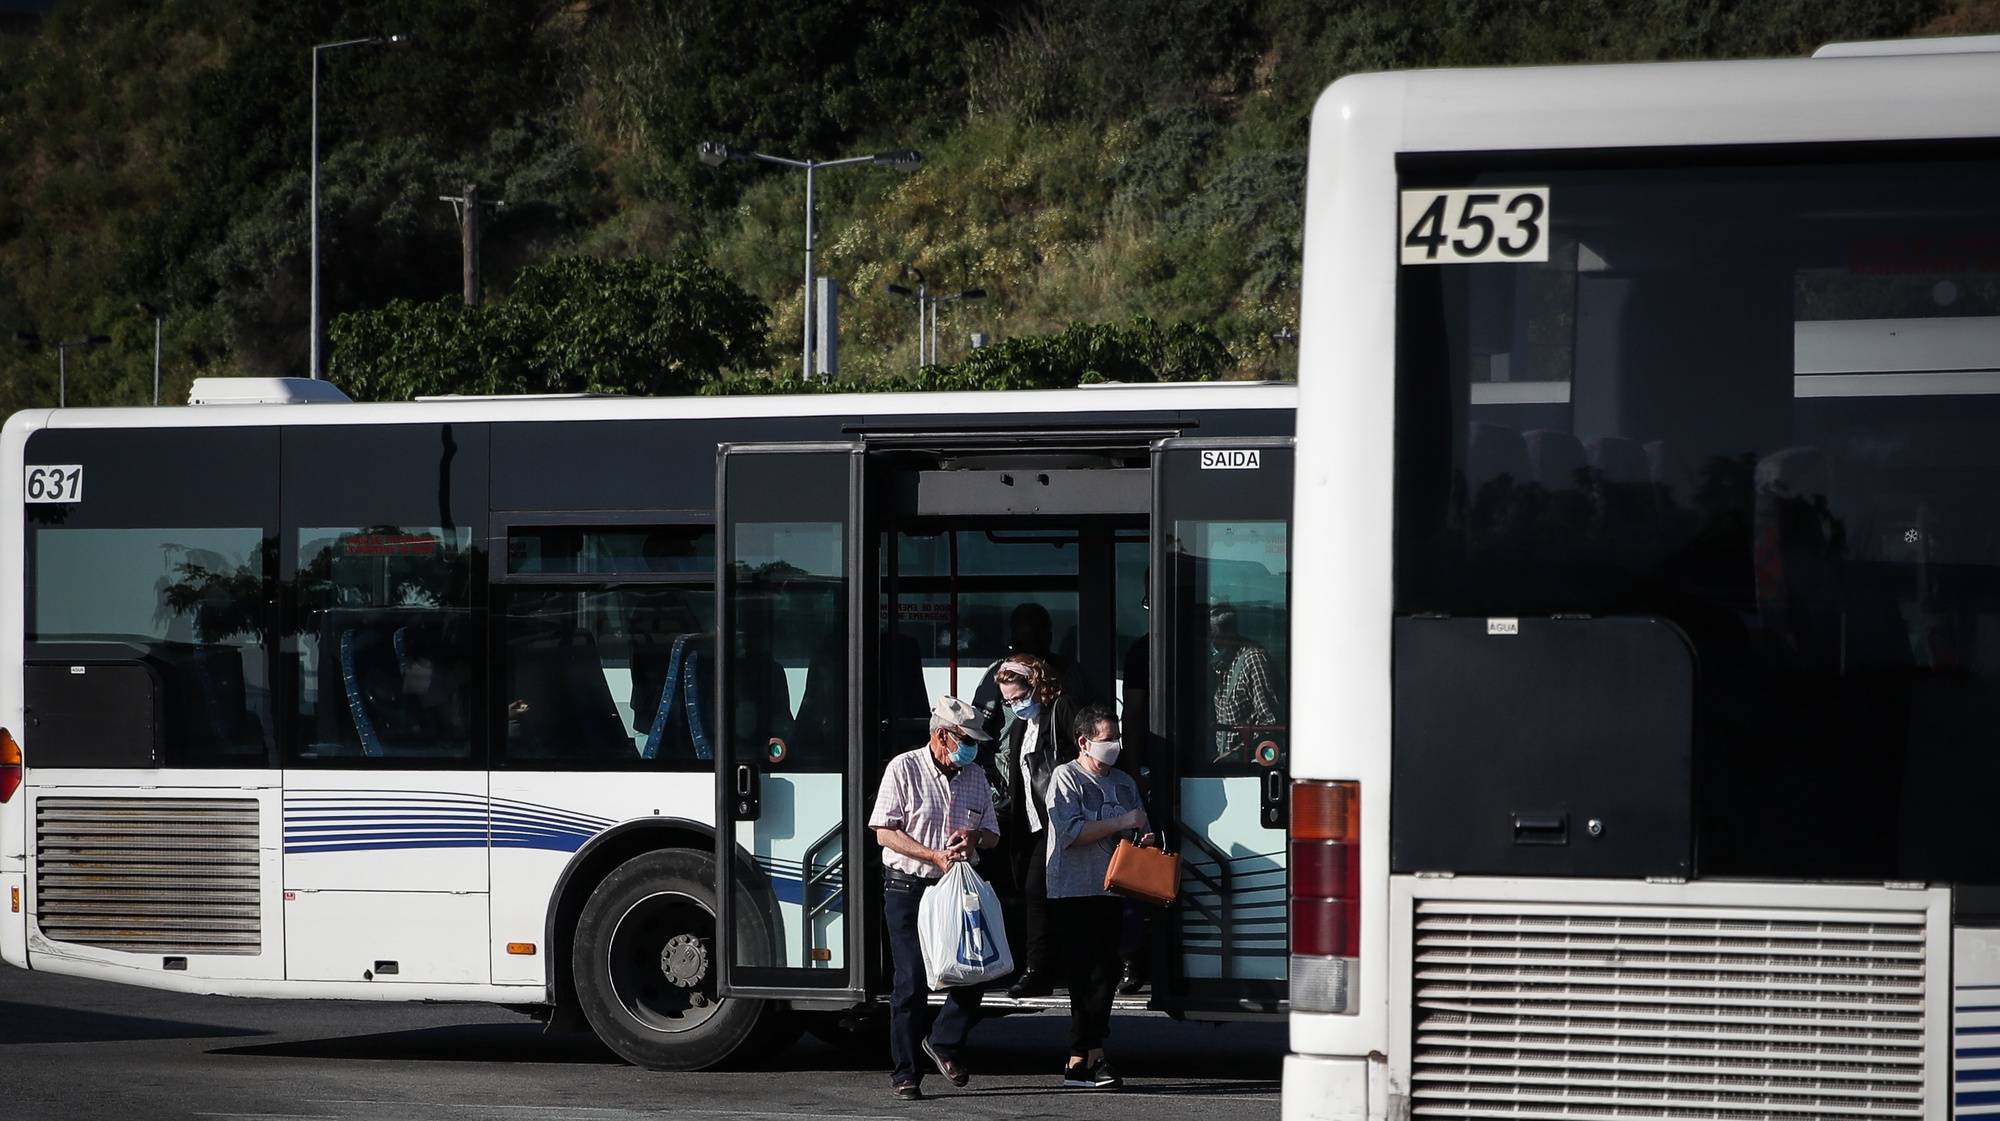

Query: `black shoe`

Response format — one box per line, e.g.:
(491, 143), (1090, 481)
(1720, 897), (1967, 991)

(1090, 1059), (1123, 1089)
(922, 1038), (970, 1087)
(1117, 960), (1146, 995)
(1062, 1060), (1095, 1089)
(1007, 970), (1055, 999)
(893, 1081), (924, 1101)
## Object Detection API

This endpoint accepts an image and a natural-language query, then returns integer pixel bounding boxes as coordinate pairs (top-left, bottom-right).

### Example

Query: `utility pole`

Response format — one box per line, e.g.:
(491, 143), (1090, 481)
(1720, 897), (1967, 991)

(438, 184), (504, 307)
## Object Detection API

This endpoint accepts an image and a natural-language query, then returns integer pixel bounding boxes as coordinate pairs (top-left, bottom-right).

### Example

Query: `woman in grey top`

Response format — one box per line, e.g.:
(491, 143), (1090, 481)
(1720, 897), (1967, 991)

(1044, 703), (1154, 1089)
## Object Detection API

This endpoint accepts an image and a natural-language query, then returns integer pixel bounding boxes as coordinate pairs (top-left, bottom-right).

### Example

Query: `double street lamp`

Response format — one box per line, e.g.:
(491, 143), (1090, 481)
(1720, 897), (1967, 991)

(886, 271), (986, 366)
(698, 142), (921, 381)
(310, 32), (409, 379)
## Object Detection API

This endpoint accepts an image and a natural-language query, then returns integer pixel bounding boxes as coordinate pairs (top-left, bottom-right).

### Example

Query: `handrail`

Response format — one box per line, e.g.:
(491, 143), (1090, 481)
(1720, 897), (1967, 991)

(801, 821), (845, 968)
(1177, 823), (1237, 981)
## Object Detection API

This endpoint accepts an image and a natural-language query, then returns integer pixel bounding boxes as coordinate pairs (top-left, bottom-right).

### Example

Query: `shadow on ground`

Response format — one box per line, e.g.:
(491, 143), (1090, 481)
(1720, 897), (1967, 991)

(212, 1022), (620, 1064)
(0, 1000), (265, 1046)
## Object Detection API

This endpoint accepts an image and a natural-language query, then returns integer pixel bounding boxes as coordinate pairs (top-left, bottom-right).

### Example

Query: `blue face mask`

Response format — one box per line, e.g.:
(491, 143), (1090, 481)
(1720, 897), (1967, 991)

(1009, 697), (1041, 720)
(949, 738), (980, 767)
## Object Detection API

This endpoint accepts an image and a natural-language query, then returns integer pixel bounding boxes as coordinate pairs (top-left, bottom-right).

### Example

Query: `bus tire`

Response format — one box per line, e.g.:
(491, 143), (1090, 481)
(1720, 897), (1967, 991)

(571, 847), (771, 1071)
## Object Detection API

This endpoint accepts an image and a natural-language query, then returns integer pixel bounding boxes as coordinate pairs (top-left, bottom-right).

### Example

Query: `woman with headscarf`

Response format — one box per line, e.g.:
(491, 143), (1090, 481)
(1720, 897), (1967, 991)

(994, 652), (1077, 998)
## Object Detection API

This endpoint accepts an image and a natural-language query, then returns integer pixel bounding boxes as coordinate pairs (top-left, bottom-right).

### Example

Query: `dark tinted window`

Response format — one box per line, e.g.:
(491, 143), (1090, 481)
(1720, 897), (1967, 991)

(497, 585), (717, 769)
(283, 425), (487, 767)
(507, 525), (713, 576)
(1395, 148), (2000, 882)
(25, 427), (279, 767)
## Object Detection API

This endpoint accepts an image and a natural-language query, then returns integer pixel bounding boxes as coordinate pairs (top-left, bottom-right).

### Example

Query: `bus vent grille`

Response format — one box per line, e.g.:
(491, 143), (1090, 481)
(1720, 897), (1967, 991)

(34, 797), (262, 956)
(1409, 900), (1929, 1120)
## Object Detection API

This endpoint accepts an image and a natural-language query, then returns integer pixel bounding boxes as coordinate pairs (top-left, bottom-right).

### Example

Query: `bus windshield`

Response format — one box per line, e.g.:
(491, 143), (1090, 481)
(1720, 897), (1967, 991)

(1394, 148), (2000, 885)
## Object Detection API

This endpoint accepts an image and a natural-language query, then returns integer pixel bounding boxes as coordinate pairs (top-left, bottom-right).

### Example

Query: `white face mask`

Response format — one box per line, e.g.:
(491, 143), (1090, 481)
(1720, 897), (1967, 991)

(1084, 739), (1122, 766)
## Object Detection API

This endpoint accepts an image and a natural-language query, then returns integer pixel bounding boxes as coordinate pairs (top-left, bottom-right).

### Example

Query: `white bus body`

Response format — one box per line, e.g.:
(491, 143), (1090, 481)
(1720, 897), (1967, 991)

(1, 380), (1298, 1068)
(1287, 48), (2000, 1121)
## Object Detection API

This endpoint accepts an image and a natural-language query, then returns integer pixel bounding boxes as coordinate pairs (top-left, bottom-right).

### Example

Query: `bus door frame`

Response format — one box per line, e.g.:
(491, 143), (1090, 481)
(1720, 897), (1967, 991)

(713, 441), (876, 1006)
(1148, 435), (1296, 1018)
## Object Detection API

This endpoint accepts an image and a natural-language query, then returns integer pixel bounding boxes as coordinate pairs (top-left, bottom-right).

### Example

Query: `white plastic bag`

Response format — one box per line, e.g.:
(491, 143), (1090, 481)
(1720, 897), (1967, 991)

(918, 862), (1014, 989)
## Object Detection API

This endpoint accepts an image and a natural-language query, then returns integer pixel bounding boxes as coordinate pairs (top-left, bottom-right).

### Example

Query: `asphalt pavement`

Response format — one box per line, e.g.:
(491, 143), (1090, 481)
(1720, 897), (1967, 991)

(0, 963), (1282, 1121)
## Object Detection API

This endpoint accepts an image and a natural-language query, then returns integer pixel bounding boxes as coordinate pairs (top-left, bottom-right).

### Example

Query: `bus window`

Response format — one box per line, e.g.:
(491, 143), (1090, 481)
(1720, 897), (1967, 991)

(292, 526), (479, 764)
(31, 526), (274, 767)
(1176, 522), (1289, 776)
(495, 524), (717, 769)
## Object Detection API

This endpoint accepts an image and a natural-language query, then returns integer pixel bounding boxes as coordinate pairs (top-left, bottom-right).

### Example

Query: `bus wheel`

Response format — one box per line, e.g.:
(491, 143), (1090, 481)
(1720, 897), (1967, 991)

(572, 848), (768, 1071)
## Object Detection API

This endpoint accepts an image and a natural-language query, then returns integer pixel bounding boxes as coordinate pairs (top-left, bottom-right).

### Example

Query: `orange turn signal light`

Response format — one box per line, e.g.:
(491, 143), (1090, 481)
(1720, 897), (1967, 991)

(0, 728), (20, 804)
(9, 885), (18, 914)
(1291, 780), (1359, 843)
(506, 942), (537, 956)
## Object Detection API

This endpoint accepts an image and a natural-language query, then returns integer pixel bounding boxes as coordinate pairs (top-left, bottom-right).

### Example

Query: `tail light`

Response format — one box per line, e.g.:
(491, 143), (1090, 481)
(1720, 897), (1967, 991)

(1290, 779), (1359, 1013)
(0, 728), (20, 804)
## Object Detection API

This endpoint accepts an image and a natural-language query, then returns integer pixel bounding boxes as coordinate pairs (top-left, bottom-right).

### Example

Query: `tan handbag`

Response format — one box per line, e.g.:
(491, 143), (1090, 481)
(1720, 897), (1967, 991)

(1104, 839), (1180, 905)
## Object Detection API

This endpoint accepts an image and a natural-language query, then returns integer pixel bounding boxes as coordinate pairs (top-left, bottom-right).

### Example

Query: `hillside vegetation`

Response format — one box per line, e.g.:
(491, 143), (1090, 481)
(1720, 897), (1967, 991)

(0, 0), (1979, 405)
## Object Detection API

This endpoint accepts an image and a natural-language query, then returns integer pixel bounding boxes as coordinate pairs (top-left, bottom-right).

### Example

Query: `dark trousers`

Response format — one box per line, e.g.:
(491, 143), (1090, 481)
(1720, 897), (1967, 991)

(1051, 896), (1122, 1055)
(1008, 827), (1051, 972)
(884, 875), (981, 1086)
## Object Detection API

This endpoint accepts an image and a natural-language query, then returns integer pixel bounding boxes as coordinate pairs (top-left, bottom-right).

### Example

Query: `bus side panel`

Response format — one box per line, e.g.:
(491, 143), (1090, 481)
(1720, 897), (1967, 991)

(486, 772), (714, 986)
(0, 411), (50, 969)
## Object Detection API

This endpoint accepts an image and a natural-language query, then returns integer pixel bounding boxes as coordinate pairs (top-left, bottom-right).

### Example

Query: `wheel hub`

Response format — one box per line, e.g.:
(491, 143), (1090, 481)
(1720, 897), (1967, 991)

(659, 932), (709, 989)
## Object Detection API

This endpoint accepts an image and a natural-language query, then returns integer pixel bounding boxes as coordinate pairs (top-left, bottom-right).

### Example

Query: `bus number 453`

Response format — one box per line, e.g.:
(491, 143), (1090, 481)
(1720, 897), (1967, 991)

(1400, 188), (1549, 265)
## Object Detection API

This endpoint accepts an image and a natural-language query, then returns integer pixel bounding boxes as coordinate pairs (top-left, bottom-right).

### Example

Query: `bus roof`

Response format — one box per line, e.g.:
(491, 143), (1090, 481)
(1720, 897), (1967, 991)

(5, 379), (1296, 434)
(1312, 48), (2000, 158)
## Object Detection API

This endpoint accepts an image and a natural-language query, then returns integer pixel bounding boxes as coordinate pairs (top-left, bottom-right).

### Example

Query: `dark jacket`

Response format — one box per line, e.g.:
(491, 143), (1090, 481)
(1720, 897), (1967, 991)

(1003, 693), (1079, 837)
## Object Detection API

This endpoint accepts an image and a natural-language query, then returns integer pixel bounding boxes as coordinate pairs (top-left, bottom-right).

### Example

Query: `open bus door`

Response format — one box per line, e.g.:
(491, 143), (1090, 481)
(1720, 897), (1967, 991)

(1150, 437), (1294, 1016)
(713, 443), (875, 1004)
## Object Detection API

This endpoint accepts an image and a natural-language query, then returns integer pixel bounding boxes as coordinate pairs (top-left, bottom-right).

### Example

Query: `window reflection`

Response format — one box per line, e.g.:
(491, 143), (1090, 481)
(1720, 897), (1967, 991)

(293, 526), (478, 762)
(32, 527), (273, 765)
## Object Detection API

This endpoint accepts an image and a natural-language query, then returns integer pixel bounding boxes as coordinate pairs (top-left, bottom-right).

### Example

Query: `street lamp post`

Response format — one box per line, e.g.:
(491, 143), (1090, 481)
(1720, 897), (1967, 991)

(698, 142), (921, 381)
(887, 277), (985, 365)
(15, 332), (111, 408)
(311, 32), (408, 380)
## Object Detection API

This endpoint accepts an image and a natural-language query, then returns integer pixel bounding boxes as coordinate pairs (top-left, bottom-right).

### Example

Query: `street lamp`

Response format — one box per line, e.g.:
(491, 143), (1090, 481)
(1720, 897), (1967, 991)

(698, 141), (922, 381)
(15, 332), (111, 408)
(886, 274), (985, 366)
(136, 302), (162, 405)
(310, 32), (410, 380)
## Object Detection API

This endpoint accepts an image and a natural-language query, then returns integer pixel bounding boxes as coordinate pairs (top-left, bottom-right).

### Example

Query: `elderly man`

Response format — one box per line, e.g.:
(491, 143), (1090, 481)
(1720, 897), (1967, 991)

(869, 695), (1001, 1101)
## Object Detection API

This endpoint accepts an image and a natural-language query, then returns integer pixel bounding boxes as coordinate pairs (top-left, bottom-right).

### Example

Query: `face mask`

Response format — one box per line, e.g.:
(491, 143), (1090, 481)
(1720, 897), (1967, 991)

(1085, 739), (1122, 766)
(1009, 698), (1041, 720)
(949, 738), (980, 767)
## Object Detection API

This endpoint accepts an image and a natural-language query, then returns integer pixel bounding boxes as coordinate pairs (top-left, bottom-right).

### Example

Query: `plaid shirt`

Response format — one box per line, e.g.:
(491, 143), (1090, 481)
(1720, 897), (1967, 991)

(1214, 642), (1281, 760)
(868, 745), (999, 878)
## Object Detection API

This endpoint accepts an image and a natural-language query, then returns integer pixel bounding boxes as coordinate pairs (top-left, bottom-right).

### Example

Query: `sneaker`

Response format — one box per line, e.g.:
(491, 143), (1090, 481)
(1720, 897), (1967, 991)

(921, 1038), (970, 1087)
(892, 1081), (924, 1101)
(1090, 1059), (1123, 1089)
(1117, 960), (1146, 995)
(1062, 1060), (1096, 1089)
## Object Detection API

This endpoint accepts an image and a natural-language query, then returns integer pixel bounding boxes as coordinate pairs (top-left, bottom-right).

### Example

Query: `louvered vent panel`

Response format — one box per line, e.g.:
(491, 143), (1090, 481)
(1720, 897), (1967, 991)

(1410, 901), (1928, 1120)
(35, 797), (262, 955)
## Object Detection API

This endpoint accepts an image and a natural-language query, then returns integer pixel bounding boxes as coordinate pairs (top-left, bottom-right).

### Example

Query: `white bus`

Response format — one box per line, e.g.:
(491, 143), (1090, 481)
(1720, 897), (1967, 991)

(0, 377), (1296, 1069)
(1283, 38), (2000, 1121)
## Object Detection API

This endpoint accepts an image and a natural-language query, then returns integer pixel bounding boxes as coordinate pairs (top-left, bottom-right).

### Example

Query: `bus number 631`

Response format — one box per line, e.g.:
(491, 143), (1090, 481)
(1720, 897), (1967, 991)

(24, 465), (82, 504)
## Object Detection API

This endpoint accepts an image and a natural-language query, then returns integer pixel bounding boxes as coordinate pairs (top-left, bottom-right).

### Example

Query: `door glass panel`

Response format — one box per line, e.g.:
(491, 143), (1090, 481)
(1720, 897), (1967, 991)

(725, 453), (849, 982)
(1161, 446), (1292, 994)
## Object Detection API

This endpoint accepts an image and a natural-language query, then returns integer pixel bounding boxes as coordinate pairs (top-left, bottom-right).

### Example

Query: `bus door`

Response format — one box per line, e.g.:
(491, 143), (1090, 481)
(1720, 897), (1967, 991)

(1150, 438), (1294, 1014)
(870, 445), (1150, 982)
(714, 443), (873, 1003)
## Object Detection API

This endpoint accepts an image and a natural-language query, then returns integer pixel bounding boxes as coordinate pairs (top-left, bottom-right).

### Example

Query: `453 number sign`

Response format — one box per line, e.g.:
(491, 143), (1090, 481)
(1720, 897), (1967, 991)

(1400, 187), (1550, 265)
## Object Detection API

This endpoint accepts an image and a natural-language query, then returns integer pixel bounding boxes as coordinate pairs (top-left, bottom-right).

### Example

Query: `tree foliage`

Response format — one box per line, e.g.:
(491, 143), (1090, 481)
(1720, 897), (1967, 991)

(707, 317), (1231, 395)
(329, 255), (769, 400)
(0, 0), (1974, 407)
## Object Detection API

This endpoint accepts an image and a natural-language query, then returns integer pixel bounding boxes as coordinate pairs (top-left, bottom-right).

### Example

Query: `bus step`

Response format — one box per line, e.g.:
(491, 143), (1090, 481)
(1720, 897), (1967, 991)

(919, 992), (1157, 1015)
